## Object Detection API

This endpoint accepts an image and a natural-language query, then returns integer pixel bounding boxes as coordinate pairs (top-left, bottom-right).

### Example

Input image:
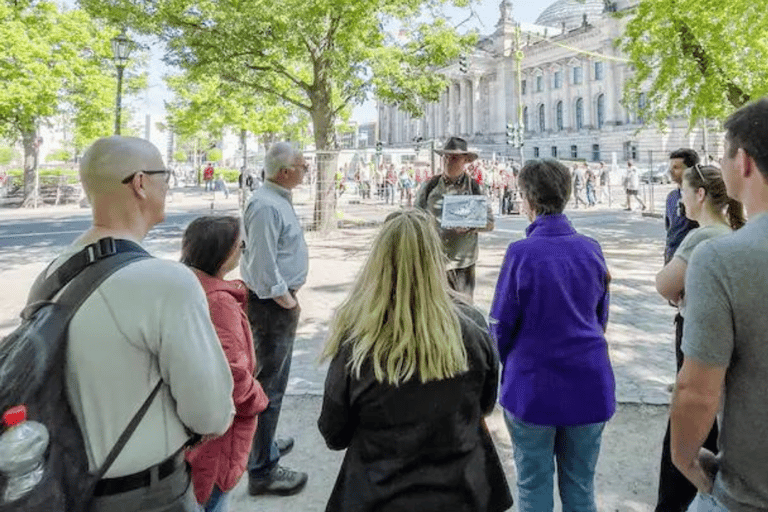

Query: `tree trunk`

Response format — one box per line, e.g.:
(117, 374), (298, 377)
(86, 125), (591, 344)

(21, 129), (39, 208)
(310, 92), (338, 231)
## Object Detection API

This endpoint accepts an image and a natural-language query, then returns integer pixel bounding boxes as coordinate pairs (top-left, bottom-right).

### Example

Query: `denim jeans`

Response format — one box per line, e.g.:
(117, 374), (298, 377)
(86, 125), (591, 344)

(246, 291), (301, 480)
(505, 411), (605, 512)
(687, 493), (728, 512)
(204, 485), (230, 512)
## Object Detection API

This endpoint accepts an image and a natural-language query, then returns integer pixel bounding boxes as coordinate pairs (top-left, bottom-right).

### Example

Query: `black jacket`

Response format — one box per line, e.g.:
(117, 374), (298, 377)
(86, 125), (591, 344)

(318, 305), (512, 512)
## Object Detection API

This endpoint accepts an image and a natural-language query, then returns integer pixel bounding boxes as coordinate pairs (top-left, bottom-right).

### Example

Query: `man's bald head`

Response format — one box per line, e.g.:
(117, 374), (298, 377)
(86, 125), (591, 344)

(80, 136), (164, 195)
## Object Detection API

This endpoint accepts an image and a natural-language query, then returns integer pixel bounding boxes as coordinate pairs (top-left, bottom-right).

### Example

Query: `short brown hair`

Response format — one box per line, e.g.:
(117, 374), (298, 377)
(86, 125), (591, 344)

(518, 159), (572, 215)
(181, 216), (240, 276)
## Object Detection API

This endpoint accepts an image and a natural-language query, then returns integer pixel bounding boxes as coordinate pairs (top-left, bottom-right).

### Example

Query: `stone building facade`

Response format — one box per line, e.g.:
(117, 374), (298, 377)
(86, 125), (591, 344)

(377, 0), (720, 167)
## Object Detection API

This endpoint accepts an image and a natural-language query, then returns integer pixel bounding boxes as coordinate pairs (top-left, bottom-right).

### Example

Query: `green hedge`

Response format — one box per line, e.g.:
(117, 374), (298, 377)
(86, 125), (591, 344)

(198, 168), (240, 183)
(4, 168), (79, 186)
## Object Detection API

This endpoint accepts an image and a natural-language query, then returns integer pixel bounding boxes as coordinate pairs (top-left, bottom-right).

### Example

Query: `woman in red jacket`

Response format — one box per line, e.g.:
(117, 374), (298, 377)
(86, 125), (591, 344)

(181, 215), (269, 512)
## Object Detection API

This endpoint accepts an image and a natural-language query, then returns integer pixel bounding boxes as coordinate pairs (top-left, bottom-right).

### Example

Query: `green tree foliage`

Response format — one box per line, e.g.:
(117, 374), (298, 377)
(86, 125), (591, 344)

(621, 0), (768, 127)
(0, 147), (17, 166)
(81, 0), (476, 228)
(207, 148), (223, 163)
(0, 1), (128, 205)
(45, 148), (71, 163)
(173, 149), (187, 162)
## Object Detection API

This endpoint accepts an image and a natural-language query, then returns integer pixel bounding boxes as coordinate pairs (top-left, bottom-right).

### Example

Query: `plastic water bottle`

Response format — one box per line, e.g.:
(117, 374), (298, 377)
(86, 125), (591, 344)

(0, 405), (49, 503)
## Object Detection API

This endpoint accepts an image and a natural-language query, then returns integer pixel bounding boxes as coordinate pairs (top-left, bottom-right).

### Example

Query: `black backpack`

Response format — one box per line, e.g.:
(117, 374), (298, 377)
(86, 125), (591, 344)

(0, 238), (157, 512)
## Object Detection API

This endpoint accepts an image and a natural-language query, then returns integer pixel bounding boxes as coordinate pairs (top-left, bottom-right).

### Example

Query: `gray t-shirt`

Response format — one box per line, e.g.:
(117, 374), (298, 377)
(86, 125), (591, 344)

(683, 213), (768, 511)
(675, 224), (731, 317)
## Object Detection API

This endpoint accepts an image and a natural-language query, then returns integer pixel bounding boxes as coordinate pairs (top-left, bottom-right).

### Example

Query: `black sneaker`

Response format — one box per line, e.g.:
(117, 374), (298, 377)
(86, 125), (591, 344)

(248, 466), (308, 496)
(276, 437), (294, 457)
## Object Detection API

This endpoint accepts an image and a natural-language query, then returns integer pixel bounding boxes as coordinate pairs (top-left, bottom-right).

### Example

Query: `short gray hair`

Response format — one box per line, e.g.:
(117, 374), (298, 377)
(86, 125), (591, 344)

(265, 142), (300, 179)
(518, 159), (572, 215)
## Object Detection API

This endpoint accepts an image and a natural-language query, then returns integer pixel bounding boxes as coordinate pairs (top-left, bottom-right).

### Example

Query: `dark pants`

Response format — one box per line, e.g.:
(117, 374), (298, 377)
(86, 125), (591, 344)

(246, 291), (301, 480)
(446, 264), (475, 301)
(655, 314), (719, 512)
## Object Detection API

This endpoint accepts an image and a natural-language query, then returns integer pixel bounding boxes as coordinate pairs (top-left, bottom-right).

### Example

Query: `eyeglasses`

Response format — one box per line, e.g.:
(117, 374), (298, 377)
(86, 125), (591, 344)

(122, 170), (172, 184)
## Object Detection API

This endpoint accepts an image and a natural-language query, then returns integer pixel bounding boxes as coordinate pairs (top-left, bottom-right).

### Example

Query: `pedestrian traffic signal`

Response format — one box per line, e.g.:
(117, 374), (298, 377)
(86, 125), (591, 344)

(376, 141), (383, 154)
(506, 122), (514, 145)
(459, 54), (469, 74)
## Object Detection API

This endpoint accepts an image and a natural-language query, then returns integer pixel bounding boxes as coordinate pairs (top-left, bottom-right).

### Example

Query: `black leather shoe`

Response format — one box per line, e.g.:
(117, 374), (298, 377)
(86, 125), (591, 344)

(276, 437), (294, 457)
(248, 465), (308, 496)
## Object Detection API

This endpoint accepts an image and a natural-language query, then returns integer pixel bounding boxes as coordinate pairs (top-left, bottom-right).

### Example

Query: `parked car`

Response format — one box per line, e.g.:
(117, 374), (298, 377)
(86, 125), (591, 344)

(640, 165), (671, 184)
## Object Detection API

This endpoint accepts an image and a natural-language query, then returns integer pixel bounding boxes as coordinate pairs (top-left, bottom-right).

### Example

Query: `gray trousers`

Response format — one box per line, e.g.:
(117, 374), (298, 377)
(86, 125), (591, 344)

(90, 463), (201, 512)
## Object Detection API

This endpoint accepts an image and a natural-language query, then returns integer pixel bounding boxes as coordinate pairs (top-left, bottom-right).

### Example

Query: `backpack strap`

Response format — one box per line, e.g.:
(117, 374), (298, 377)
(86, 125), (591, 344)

(27, 238), (149, 306)
(92, 379), (164, 483)
(417, 175), (442, 210)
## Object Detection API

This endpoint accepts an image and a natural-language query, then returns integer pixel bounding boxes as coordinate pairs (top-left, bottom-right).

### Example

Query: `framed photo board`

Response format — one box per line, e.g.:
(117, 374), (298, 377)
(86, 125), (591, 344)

(441, 195), (488, 228)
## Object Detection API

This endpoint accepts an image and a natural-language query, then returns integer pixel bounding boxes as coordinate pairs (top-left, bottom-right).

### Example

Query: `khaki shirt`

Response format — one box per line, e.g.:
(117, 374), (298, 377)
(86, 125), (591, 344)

(416, 172), (494, 270)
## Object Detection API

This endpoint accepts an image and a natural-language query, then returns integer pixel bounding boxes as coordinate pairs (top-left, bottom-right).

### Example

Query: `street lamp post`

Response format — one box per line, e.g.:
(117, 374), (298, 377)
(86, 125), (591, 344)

(111, 30), (135, 135)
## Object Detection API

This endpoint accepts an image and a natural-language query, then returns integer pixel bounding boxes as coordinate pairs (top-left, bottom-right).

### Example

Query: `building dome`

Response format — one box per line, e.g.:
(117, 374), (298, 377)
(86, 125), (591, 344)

(535, 0), (605, 30)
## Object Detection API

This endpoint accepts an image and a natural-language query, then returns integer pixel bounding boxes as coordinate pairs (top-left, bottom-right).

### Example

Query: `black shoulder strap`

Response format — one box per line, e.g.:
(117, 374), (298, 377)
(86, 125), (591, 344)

(93, 379), (164, 482)
(27, 238), (149, 306)
(417, 175), (442, 210)
(469, 176), (482, 195)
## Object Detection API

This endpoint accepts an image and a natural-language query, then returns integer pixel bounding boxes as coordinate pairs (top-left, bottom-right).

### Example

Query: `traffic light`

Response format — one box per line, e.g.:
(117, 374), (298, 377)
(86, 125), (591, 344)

(414, 136), (423, 154)
(376, 141), (383, 154)
(506, 121), (514, 145)
(459, 53), (469, 74)
(515, 125), (524, 147)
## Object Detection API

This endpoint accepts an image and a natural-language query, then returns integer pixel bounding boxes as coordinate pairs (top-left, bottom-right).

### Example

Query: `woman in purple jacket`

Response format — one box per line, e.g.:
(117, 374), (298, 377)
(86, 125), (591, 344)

(490, 159), (615, 512)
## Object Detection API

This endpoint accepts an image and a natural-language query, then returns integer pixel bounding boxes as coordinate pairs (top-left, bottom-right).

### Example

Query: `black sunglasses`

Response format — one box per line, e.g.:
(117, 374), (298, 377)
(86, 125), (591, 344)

(122, 170), (172, 184)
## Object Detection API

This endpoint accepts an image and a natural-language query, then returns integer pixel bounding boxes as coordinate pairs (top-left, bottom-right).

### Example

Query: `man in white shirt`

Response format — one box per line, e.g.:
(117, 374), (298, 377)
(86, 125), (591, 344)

(240, 142), (309, 496)
(63, 136), (234, 511)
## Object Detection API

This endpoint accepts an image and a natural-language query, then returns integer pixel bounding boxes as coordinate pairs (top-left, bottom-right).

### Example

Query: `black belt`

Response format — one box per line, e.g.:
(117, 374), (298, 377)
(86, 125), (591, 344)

(94, 452), (184, 496)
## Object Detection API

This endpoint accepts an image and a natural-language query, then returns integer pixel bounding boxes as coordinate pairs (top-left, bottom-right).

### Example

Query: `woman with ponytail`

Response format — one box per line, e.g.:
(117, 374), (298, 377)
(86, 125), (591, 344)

(654, 163), (744, 510)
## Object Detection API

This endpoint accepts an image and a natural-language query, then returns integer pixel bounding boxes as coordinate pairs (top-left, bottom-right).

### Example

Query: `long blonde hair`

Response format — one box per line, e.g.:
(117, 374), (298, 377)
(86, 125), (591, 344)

(322, 209), (468, 385)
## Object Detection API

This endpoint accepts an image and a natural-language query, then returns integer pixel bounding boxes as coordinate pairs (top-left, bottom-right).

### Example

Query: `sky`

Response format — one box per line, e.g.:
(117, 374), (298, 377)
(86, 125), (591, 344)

(129, 0), (551, 128)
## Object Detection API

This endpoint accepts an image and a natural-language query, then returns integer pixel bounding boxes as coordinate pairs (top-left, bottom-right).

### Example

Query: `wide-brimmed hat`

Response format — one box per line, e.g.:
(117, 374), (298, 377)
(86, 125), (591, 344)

(434, 137), (478, 162)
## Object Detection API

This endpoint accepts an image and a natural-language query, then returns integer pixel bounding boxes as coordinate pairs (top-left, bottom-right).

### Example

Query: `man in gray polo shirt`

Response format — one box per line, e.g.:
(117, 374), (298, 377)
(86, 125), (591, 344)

(671, 97), (768, 511)
(240, 142), (309, 496)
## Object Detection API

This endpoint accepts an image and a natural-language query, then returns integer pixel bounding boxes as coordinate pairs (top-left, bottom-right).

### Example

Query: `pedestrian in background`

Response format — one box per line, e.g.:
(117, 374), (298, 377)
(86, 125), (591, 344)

(318, 209), (512, 512)
(203, 163), (215, 192)
(490, 158), (615, 512)
(181, 216), (270, 512)
(585, 164), (597, 206)
(623, 161), (646, 211)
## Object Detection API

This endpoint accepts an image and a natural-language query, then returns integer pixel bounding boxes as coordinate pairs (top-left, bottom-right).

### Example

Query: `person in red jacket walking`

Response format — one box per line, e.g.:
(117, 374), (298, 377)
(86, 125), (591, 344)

(181, 215), (269, 512)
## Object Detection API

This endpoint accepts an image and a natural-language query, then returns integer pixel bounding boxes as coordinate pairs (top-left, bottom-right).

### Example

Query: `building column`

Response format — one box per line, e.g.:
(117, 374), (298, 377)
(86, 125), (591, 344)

(495, 61), (508, 135)
(472, 76), (481, 136)
(606, 55), (618, 125)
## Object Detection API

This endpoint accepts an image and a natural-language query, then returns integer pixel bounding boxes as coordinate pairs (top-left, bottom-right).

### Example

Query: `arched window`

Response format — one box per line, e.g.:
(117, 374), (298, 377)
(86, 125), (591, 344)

(556, 101), (564, 131)
(523, 106), (529, 130)
(596, 94), (605, 129)
(575, 98), (584, 130)
(539, 104), (546, 132)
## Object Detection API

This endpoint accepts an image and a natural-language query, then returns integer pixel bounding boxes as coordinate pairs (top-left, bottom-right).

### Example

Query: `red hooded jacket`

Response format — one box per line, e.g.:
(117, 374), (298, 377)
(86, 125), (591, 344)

(185, 271), (269, 504)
